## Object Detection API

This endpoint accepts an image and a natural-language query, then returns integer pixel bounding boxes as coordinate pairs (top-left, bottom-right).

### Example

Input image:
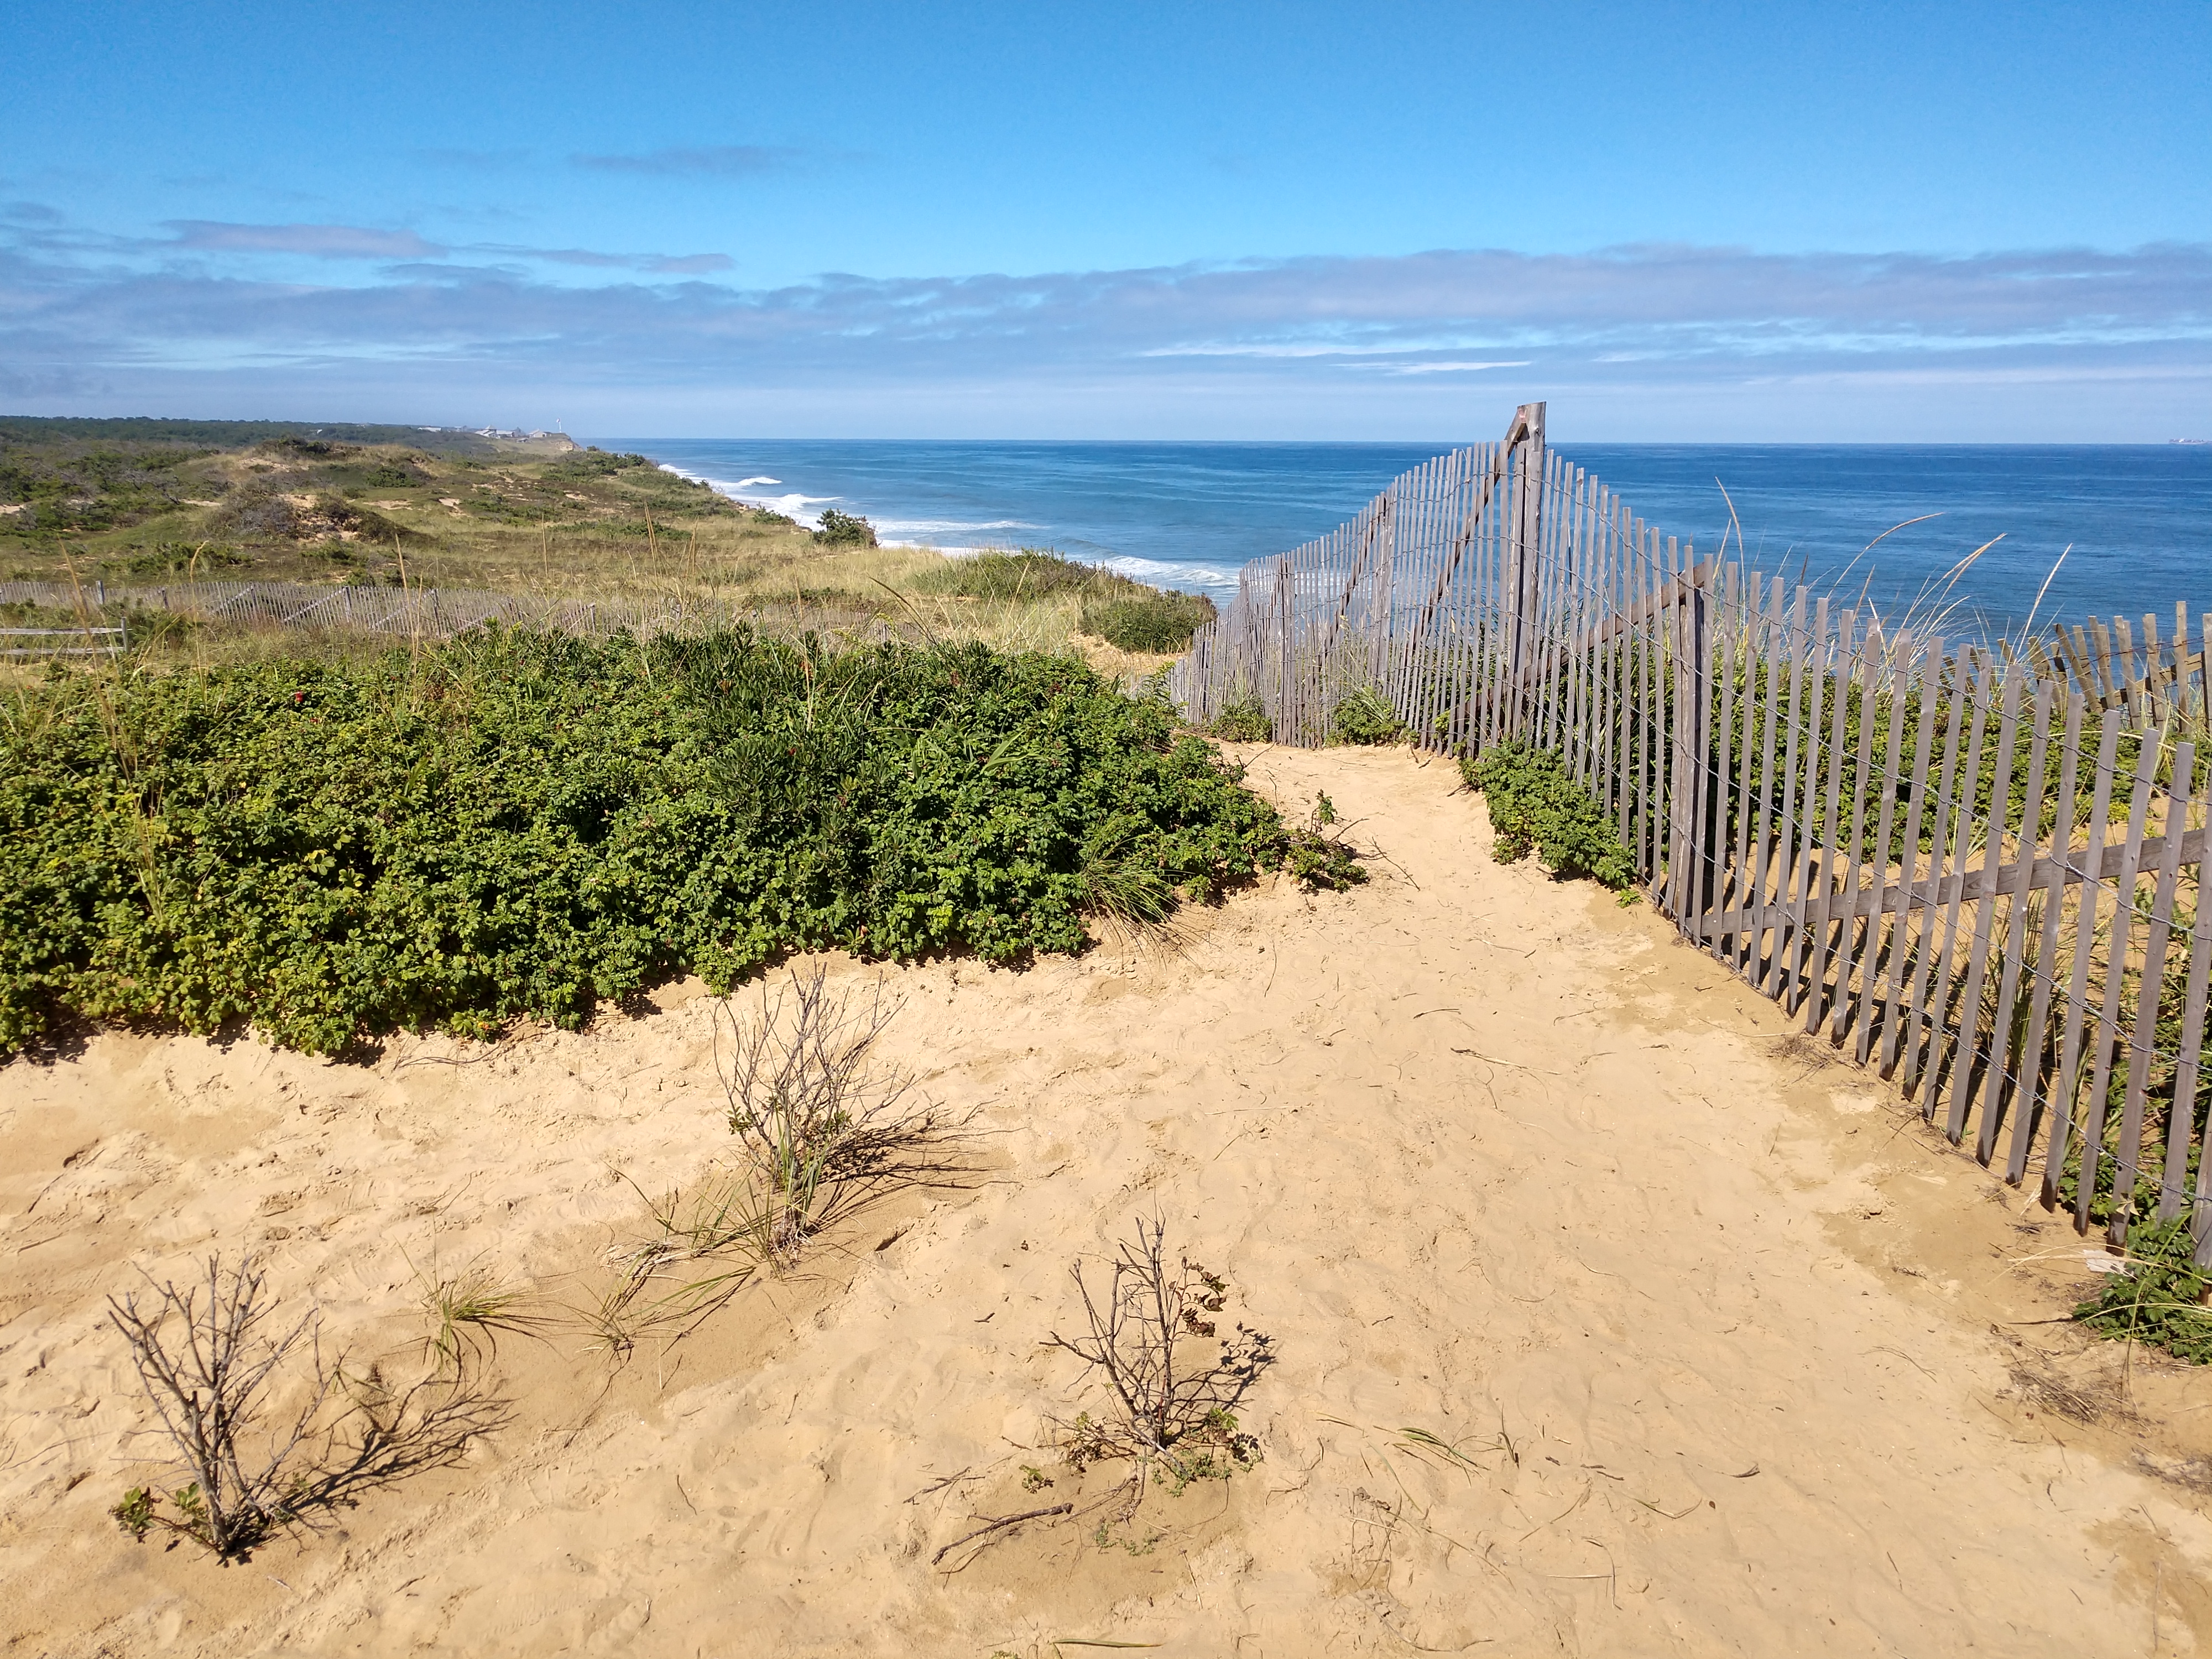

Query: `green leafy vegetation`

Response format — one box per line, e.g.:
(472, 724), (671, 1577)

(1283, 790), (1366, 892)
(812, 509), (877, 548)
(2074, 1218), (2212, 1363)
(921, 548), (1211, 652)
(1080, 589), (1215, 654)
(1461, 739), (1637, 891)
(921, 549), (1106, 601)
(1328, 686), (1405, 746)
(1207, 694), (1272, 743)
(1, 629), (1343, 1057)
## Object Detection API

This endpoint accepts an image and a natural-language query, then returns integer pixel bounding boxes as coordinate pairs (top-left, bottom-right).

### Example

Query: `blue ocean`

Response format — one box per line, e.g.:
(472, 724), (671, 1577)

(616, 439), (2211, 636)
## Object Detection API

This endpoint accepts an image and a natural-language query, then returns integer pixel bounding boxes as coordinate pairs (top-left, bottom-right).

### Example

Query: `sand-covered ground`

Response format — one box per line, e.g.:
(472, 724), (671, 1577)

(5, 744), (2210, 1657)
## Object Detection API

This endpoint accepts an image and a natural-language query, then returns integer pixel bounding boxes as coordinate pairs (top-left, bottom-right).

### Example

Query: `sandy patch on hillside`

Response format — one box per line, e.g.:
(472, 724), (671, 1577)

(4, 745), (2210, 1657)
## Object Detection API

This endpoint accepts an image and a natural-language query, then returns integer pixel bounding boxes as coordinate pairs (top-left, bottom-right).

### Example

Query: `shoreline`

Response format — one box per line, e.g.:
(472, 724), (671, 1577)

(621, 437), (2212, 628)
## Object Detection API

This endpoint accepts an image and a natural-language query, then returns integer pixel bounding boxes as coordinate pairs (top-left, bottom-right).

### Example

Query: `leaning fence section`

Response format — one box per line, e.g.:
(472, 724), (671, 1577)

(1172, 403), (2212, 1260)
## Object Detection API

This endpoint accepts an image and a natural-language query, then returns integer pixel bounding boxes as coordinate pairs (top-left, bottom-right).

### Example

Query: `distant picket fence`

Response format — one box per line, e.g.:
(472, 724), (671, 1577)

(1174, 403), (2212, 1259)
(0, 578), (881, 644)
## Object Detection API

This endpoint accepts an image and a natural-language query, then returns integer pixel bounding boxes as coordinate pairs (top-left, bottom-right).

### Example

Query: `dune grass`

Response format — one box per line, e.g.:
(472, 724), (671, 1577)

(2, 427), (1213, 675)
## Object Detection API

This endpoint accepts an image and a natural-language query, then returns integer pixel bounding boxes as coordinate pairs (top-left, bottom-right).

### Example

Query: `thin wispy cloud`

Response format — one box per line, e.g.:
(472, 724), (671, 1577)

(570, 145), (807, 178)
(1378, 360), (1534, 375)
(163, 221), (447, 259)
(472, 244), (735, 274)
(643, 253), (735, 274)
(116, 217), (734, 276)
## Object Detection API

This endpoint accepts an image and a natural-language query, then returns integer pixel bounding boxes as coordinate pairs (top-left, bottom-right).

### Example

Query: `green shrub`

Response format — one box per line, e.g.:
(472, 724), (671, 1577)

(1208, 696), (1271, 743)
(2074, 1218), (2212, 1363)
(1460, 740), (1635, 891)
(99, 543), (254, 577)
(1283, 791), (1365, 892)
(1080, 591), (1215, 654)
(812, 510), (876, 547)
(542, 447), (651, 479)
(0, 630), (1349, 1057)
(1328, 687), (1404, 747)
(921, 548), (1104, 601)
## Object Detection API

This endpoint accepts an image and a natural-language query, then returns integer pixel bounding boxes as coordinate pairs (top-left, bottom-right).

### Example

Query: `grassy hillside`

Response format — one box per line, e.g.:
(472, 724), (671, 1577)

(0, 419), (1213, 663)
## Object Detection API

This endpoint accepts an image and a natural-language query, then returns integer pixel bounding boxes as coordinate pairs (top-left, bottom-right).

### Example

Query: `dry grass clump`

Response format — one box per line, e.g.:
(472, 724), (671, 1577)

(589, 967), (957, 1354)
(1050, 1214), (1274, 1515)
(413, 1259), (540, 1377)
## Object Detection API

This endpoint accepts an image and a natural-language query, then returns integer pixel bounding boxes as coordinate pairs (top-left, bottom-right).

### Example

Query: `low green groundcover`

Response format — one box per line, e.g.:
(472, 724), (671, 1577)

(1460, 739), (1636, 892)
(1, 628), (1342, 1056)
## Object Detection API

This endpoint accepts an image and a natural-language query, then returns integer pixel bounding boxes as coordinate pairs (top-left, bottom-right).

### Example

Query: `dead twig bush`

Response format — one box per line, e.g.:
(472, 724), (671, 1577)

(717, 964), (939, 1265)
(586, 966), (963, 1354)
(108, 1251), (508, 1559)
(1050, 1214), (1273, 1517)
(106, 1254), (342, 1557)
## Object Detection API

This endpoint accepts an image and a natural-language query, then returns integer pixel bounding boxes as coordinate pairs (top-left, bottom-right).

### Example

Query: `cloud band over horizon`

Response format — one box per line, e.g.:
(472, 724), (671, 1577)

(2, 212), (2206, 439)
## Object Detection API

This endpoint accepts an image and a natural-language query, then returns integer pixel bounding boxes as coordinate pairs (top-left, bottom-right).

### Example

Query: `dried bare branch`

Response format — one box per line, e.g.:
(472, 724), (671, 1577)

(1048, 1214), (1273, 1513)
(106, 1254), (338, 1557)
(107, 1252), (505, 1560)
(585, 966), (971, 1358)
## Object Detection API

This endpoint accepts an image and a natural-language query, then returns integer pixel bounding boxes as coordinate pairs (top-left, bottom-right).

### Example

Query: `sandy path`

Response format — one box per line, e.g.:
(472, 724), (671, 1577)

(3, 744), (2209, 1657)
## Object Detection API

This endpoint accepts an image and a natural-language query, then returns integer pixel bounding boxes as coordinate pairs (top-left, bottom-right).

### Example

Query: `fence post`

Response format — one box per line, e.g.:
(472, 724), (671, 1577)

(1667, 551), (1713, 926)
(1274, 557), (1292, 740)
(1506, 401), (1546, 738)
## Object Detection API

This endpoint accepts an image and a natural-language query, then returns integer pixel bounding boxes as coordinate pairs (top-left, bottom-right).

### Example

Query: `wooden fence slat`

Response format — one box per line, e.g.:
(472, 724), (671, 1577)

(2005, 691), (2086, 1184)
(1942, 665), (2025, 1140)
(1770, 594), (1825, 1000)
(2110, 740), (2196, 1241)
(1801, 611), (1859, 1027)
(1849, 640), (1918, 1062)
(1828, 626), (1898, 1045)
(1618, 501), (1641, 844)
(1877, 640), (1946, 1077)
(1974, 679), (2057, 1159)
(2116, 616), (2141, 723)
(1918, 651), (2003, 1108)
(1743, 575), (1787, 979)
(1760, 589), (1813, 997)
(2162, 808), (2212, 1229)
(1901, 651), (1988, 1098)
(2042, 714), (2127, 1203)
(1708, 565), (1746, 962)
(2073, 734), (2163, 1229)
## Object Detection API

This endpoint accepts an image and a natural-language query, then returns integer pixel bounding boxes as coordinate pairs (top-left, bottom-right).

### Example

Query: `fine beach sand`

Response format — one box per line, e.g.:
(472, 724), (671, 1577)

(6, 743), (2211, 1656)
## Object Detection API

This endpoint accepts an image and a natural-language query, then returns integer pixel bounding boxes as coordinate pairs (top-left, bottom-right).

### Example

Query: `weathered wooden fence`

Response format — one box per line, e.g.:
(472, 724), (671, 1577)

(1173, 403), (2212, 1259)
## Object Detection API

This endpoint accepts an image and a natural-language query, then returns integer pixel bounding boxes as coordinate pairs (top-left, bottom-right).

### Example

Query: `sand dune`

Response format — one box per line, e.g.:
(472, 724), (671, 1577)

(4, 744), (2209, 1656)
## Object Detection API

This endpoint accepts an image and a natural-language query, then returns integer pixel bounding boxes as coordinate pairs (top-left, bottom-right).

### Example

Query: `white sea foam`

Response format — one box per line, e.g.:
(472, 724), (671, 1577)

(656, 462), (839, 526)
(1100, 555), (1244, 593)
(873, 518), (1040, 536)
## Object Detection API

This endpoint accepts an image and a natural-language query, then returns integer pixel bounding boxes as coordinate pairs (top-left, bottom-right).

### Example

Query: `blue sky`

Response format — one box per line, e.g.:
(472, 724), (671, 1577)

(3, 1), (2207, 440)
